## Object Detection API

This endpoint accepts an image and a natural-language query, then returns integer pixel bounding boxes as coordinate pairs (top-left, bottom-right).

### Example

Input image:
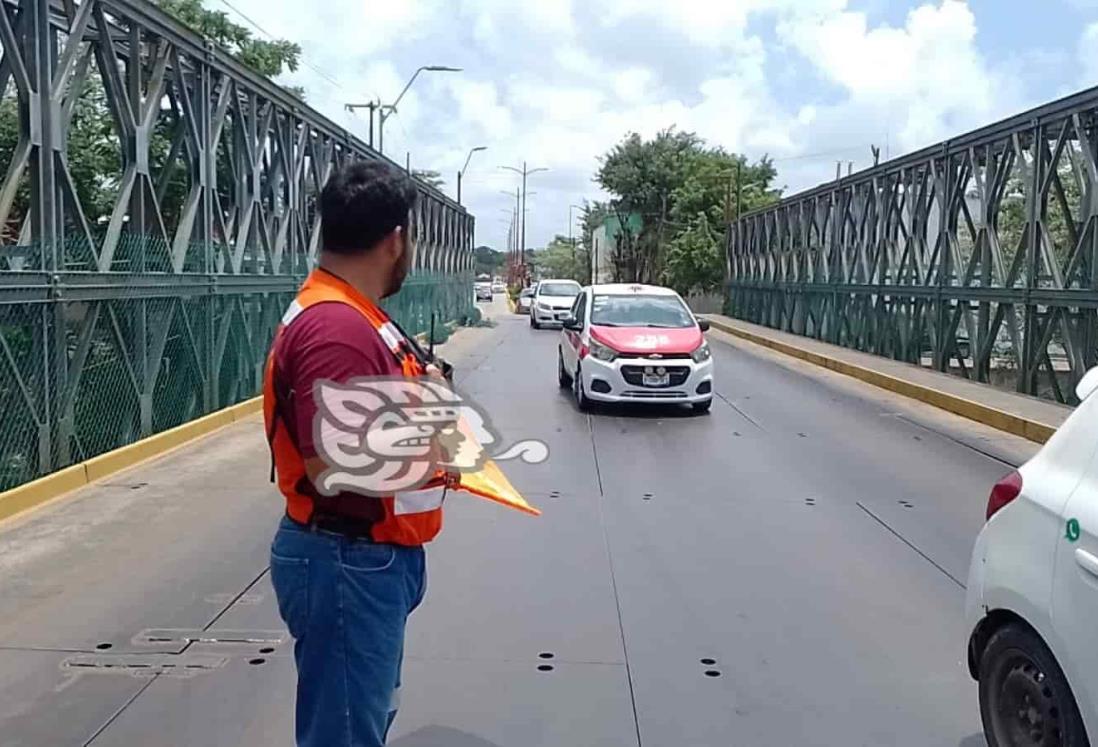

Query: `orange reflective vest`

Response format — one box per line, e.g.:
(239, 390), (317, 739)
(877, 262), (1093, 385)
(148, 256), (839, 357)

(263, 269), (450, 546)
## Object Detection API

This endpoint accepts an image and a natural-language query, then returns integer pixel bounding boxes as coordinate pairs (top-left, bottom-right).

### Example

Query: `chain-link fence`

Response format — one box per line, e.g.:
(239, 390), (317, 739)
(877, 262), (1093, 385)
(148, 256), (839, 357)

(0, 266), (473, 492)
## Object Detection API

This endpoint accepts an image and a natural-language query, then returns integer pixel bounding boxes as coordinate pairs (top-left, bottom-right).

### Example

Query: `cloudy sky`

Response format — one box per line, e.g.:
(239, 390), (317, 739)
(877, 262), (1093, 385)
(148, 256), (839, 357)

(213, 0), (1098, 251)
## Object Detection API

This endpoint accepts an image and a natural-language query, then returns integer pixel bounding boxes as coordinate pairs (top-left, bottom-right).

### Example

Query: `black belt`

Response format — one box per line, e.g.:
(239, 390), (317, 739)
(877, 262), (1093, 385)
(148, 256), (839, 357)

(289, 511), (376, 541)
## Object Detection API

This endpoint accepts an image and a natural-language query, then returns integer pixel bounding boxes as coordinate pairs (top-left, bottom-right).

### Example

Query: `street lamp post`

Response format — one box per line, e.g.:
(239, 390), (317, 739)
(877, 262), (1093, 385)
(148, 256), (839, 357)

(457, 146), (486, 205)
(500, 162), (548, 283)
(378, 66), (461, 155)
(345, 65), (461, 156)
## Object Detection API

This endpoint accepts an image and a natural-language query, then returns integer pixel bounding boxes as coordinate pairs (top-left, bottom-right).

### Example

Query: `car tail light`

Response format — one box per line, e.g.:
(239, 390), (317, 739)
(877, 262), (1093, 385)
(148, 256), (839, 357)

(986, 470), (1022, 521)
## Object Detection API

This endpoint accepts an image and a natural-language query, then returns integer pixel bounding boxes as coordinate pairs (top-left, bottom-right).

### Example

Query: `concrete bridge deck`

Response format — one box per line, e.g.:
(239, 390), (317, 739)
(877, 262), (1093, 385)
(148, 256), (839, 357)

(0, 295), (1047, 746)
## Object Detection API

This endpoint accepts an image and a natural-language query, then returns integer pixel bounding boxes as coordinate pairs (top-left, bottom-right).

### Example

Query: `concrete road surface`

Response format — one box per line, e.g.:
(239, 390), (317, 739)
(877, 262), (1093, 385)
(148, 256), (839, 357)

(0, 293), (1033, 746)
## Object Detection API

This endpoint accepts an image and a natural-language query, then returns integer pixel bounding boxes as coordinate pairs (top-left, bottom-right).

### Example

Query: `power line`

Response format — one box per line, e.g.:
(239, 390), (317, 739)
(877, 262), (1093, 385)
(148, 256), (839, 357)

(216, 0), (373, 100)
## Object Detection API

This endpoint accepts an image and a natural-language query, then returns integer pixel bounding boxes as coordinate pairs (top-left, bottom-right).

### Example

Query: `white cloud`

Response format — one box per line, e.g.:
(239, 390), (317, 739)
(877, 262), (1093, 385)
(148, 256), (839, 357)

(598, 0), (843, 47)
(1081, 23), (1098, 87)
(208, 0), (1074, 250)
(449, 79), (514, 140)
(774, 1), (1016, 163)
(613, 68), (655, 103)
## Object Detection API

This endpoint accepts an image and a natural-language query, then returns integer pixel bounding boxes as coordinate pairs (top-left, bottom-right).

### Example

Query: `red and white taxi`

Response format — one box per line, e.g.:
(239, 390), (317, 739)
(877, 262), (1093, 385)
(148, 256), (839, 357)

(557, 283), (714, 413)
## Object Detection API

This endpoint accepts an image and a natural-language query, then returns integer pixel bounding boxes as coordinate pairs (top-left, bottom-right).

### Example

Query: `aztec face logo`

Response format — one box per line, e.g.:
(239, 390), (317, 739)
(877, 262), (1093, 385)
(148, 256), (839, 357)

(311, 377), (548, 496)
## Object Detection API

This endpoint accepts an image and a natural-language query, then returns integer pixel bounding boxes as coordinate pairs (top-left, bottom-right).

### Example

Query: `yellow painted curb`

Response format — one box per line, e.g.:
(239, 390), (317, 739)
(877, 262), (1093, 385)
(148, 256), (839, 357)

(507, 295), (516, 313)
(705, 318), (1058, 444)
(0, 397), (263, 525)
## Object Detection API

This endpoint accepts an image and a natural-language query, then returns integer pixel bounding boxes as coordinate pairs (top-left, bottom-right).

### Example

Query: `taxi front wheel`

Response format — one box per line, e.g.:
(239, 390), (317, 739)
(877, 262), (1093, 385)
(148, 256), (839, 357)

(558, 349), (572, 389)
(574, 363), (591, 412)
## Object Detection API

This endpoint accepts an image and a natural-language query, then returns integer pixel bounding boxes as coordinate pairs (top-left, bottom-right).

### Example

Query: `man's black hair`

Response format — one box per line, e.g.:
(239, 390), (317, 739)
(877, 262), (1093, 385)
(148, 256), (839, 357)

(319, 159), (419, 254)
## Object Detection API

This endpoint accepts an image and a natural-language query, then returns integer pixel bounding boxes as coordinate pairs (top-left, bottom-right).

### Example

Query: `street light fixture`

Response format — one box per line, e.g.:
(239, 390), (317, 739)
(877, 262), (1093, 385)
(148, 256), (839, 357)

(457, 146), (486, 205)
(500, 162), (548, 281)
(345, 65), (461, 155)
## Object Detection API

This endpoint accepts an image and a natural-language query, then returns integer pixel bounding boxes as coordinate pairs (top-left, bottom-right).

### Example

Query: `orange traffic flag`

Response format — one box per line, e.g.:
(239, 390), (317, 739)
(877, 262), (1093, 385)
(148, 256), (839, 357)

(447, 416), (541, 516)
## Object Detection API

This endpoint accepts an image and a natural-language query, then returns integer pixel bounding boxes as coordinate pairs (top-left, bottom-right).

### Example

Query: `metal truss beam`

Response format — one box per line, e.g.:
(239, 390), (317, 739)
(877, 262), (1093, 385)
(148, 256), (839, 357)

(727, 84), (1098, 405)
(0, 0), (477, 490)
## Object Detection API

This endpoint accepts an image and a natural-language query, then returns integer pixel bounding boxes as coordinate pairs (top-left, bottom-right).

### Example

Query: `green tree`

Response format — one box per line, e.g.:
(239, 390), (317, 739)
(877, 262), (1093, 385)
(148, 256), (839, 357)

(531, 235), (584, 281)
(156, 1), (302, 85)
(594, 128), (780, 292)
(664, 213), (722, 294)
(596, 128), (702, 284)
(412, 170), (446, 190)
(577, 200), (609, 284)
(474, 245), (504, 276)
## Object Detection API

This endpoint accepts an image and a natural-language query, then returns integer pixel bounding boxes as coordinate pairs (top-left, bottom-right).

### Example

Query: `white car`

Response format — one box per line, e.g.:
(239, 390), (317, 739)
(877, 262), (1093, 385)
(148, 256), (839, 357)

(965, 366), (1098, 746)
(492, 281), (505, 293)
(531, 279), (582, 329)
(557, 283), (713, 413)
(475, 282), (492, 302)
(516, 286), (535, 314)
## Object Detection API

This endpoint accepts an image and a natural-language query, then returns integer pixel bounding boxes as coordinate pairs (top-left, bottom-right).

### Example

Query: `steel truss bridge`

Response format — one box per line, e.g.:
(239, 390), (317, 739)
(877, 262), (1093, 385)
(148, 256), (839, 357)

(727, 85), (1098, 406)
(0, 0), (476, 491)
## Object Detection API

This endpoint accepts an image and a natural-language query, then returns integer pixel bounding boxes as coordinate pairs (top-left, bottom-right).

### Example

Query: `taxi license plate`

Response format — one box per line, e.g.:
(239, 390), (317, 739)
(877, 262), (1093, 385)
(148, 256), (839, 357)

(643, 373), (670, 387)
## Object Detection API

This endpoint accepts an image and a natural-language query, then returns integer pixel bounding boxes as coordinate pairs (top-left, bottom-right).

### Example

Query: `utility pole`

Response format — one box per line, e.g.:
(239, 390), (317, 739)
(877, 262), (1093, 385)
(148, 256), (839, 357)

(724, 177), (732, 224)
(569, 204), (583, 280)
(736, 161), (743, 222)
(343, 100), (380, 148)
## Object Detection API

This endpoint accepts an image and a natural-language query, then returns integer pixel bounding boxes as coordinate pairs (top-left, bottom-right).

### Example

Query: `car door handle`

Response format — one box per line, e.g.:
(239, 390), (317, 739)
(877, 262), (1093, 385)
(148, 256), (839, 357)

(1075, 548), (1098, 579)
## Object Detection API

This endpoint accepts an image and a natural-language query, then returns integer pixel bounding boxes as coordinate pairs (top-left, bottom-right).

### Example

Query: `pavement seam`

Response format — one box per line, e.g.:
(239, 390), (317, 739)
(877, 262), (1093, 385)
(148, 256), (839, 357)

(588, 415), (642, 747)
(856, 502), (966, 589)
(713, 391), (764, 430)
(82, 674), (159, 746)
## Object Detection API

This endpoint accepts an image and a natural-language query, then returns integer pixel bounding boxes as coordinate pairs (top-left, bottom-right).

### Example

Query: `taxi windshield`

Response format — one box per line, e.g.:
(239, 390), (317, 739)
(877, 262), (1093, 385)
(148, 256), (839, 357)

(590, 294), (695, 328)
(538, 282), (580, 297)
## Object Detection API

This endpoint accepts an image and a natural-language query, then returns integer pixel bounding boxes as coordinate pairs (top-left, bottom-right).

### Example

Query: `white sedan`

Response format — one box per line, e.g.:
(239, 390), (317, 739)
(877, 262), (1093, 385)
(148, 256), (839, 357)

(965, 367), (1098, 746)
(531, 279), (582, 329)
(557, 283), (713, 413)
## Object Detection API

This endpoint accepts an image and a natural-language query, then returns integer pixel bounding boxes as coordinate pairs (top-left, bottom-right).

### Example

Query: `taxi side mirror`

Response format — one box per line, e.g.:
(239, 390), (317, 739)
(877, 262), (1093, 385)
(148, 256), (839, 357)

(562, 314), (581, 330)
(698, 318), (711, 332)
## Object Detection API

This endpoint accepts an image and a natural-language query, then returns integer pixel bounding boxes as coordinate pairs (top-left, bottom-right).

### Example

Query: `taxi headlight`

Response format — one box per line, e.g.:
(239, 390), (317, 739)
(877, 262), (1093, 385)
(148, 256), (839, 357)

(589, 339), (618, 362)
(691, 342), (711, 363)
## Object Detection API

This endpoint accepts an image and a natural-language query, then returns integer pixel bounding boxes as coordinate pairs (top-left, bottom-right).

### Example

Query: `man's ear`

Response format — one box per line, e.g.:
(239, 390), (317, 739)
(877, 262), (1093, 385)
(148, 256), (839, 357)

(384, 226), (405, 260)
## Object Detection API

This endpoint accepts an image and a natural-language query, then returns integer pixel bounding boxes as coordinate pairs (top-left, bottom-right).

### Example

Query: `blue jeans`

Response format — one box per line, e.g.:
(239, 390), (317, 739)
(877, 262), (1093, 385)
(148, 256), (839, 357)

(269, 515), (427, 747)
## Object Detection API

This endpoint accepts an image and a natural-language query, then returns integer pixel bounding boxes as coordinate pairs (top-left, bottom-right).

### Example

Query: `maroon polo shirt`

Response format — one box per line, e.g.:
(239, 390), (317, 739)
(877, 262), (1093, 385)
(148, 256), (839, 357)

(273, 300), (403, 521)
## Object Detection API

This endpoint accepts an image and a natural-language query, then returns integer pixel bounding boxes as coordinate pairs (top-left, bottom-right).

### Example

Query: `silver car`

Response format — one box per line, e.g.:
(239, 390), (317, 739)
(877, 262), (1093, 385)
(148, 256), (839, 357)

(516, 286), (535, 314)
